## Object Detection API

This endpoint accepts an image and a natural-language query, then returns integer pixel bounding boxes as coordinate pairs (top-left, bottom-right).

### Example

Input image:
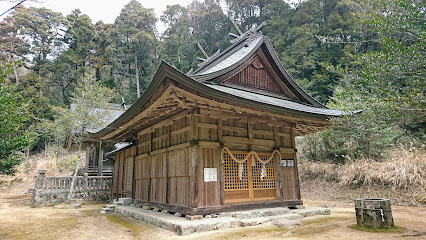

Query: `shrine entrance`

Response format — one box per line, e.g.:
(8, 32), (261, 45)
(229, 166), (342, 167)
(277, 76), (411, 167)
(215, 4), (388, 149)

(222, 149), (278, 204)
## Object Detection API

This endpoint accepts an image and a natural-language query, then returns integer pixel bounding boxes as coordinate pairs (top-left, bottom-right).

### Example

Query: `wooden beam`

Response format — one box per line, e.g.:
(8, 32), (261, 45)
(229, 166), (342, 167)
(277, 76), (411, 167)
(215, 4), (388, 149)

(279, 147), (295, 153)
(100, 85), (176, 140)
(198, 123), (218, 129)
(198, 141), (220, 147)
(252, 129), (274, 136)
(137, 110), (189, 136)
(248, 118), (253, 150)
(171, 125), (192, 135)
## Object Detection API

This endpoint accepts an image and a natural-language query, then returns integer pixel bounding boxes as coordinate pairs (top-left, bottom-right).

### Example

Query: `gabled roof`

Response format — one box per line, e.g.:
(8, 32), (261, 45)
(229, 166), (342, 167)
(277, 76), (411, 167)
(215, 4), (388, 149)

(91, 27), (347, 141)
(189, 31), (325, 108)
(90, 61), (345, 141)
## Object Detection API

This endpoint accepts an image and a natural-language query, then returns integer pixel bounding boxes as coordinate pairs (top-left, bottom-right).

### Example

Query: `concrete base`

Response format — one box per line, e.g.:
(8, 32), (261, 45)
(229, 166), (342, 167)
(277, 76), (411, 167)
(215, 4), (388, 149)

(114, 205), (330, 236)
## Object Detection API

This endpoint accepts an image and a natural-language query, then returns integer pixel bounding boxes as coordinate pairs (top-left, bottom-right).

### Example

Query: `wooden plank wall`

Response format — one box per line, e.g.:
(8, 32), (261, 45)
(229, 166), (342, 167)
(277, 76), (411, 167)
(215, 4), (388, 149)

(134, 142), (193, 206)
(149, 153), (167, 203)
(134, 154), (150, 201)
(127, 111), (300, 207)
(279, 127), (301, 201)
(167, 148), (191, 206)
(197, 147), (221, 207)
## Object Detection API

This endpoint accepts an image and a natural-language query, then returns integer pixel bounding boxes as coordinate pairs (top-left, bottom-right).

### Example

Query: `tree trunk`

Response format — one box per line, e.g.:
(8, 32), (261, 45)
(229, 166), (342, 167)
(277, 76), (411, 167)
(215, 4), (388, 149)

(68, 143), (81, 203)
(135, 51), (140, 98)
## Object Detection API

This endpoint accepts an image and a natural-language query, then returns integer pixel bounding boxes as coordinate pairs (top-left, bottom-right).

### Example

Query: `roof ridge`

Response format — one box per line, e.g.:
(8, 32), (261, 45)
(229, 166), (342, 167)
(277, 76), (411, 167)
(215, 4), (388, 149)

(191, 22), (266, 75)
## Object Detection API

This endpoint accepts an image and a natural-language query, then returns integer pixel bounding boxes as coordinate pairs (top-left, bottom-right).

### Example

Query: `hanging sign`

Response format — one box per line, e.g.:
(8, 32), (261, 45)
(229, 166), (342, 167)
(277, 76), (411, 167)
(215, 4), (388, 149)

(280, 159), (295, 167)
(204, 168), (217, 182)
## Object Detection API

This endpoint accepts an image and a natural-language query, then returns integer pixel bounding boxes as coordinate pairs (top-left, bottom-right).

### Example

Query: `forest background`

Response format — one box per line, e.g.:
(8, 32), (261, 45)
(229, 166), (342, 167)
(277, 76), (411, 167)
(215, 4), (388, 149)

(0, 0), (424, 203)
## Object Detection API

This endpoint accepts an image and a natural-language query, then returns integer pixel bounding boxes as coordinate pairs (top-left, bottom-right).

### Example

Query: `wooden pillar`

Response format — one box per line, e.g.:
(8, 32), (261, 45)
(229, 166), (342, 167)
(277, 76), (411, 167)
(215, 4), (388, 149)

(191, 145), (199, 208)
(98, 142), (103, 176)
(192, 114), (198, 141)
(248, 118), (253, 150)
(85, 146), (90, 173)
(217, 115), (223, 143)
(291, 125), (301, 200)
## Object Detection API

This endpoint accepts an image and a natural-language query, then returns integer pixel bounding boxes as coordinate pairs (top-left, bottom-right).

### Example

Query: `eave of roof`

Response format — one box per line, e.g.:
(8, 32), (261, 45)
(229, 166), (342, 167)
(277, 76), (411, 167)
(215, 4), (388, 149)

(91, 61), (346, 140)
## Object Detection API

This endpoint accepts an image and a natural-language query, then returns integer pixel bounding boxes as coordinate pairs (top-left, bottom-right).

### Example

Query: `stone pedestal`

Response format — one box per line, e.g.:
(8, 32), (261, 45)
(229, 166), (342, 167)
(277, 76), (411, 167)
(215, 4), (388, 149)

(354, 198), (394, 228)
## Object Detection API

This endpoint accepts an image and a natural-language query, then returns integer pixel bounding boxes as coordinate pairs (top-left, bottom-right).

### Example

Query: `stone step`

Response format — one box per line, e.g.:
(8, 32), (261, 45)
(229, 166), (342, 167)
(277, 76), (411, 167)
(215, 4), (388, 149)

(105, 204), (116, 209)
(223, 207), (290, 219)
(114, 205), (330, 236)
(116, 198), (132, 206)
(240, 216), (272, 227)
(291, 207), (330, 217)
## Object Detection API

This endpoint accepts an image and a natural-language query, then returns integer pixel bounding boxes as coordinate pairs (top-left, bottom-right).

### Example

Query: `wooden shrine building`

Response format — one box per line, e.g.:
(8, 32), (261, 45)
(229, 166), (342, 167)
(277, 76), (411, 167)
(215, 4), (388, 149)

(89, 24), (345, 215)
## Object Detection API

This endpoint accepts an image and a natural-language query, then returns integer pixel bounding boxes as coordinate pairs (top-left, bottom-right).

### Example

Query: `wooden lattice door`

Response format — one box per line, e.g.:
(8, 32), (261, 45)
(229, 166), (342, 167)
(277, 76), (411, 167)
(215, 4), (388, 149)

(223, 151), (277, 204)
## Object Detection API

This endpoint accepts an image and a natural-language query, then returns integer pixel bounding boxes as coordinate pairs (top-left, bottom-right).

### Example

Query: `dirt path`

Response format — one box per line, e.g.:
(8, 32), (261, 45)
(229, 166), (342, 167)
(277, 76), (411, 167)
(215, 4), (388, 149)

(0, 194), (425, 240)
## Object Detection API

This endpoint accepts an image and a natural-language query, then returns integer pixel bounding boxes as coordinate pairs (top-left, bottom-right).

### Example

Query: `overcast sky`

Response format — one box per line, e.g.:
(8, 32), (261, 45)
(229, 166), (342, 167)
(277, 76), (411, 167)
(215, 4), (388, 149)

(0, 0), (194, 33)
(1, 0), (298, 33)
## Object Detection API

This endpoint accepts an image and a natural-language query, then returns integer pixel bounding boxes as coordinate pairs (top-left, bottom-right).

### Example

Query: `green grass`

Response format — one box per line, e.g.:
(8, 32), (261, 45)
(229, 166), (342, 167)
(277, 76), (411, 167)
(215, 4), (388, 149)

(106, 214), (140, 237)
(301, 216), (339, 225)
(350, 224), (403, 233)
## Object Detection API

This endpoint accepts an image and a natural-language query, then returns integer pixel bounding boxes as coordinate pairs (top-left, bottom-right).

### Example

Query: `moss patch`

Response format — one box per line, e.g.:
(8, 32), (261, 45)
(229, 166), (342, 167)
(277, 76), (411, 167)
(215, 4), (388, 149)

(301, 216), (340, 225)
(106, 214), (140, 237)
(350, 224), (403, 233)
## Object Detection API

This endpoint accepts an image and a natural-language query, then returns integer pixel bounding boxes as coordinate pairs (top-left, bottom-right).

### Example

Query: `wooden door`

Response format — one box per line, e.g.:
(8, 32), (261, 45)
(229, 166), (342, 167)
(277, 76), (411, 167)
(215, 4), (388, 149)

(223, 151), (277, 204)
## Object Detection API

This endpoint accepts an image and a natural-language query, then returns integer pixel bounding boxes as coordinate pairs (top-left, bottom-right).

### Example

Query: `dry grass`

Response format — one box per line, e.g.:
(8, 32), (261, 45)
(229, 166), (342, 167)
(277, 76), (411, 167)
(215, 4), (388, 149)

(0, 149), (81, 194)
(299, 146), (426, 205)
(300, 146), (426, 190)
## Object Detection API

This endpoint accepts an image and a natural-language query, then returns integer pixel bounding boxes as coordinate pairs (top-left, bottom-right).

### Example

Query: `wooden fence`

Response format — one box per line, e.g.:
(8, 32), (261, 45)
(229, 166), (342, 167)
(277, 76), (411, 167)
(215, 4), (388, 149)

(32, 169), (113, 206)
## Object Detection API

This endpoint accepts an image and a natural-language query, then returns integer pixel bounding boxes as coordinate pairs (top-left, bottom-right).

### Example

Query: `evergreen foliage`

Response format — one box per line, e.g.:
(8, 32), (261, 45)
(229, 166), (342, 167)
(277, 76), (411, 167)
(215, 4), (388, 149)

(0, 0), (423, 164)
(0, 62), (33, 175)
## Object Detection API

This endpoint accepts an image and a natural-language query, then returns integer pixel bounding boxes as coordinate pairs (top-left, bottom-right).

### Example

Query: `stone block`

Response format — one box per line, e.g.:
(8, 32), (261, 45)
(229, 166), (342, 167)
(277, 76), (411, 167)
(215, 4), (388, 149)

(204, 215), (212, 219)
(320, 208), (330, 215)
(177, 225), (196, 236)
(185, 215), (203, 221)
(283, 213), (303, 220)
(195, 223), (216, 232)
(174, 212), (183, 217)
(219, 212), (231, 217)
(240, 219), (257, 227)
(215, 222), (231, 230)
(273, 219), (302, 229)
(240, 217), (270, 227)
(230, 220), (241, 228)
(118, 198), (132, 206)
(232, 212), (252, 219)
